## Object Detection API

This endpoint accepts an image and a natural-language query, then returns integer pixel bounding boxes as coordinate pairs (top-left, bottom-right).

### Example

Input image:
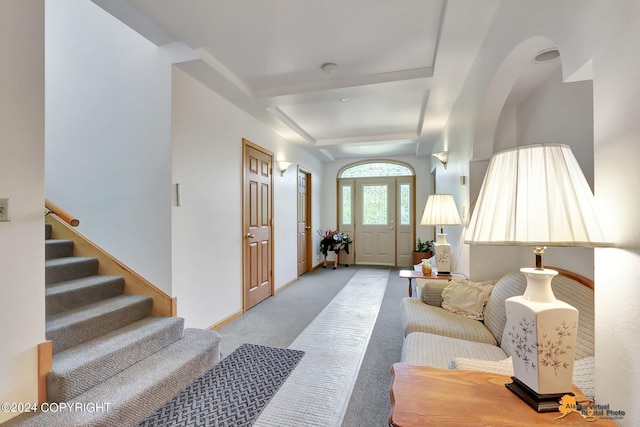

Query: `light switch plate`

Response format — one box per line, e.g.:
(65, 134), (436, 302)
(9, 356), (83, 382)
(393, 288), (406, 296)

(0, 198), (10, 221)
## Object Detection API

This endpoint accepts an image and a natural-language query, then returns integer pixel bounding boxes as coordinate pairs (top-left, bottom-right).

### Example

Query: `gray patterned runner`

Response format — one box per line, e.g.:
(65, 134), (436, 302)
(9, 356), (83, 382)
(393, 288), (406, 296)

(138, 343), (304, 427)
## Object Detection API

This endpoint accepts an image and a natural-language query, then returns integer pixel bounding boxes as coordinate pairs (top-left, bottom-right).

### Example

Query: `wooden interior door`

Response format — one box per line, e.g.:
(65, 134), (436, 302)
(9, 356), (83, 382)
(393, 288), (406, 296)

(242, 139), (273, 310)
(297, 169), (311, 276)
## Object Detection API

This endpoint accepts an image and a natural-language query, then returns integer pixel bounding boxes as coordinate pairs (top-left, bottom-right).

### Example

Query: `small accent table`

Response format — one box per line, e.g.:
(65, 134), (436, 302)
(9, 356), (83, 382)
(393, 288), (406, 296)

(322, 248), (351, 269)
(389, 364), (617, 427)
(398, 270), (462, 297)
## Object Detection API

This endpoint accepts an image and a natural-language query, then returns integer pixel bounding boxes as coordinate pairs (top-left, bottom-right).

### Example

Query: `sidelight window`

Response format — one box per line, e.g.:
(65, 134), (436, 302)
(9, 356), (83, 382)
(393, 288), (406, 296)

(342, 185), (352, 225)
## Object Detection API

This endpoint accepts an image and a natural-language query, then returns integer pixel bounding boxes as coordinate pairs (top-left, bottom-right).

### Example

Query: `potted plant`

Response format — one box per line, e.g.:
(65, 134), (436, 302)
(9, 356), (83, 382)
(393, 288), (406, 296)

(413, 237), (434, 265)
(318, 229), (353, 269)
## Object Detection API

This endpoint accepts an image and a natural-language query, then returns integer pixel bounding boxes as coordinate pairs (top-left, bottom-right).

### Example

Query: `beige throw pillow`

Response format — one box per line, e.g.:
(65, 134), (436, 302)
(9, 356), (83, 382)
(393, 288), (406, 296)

(441, 279), (496, 320)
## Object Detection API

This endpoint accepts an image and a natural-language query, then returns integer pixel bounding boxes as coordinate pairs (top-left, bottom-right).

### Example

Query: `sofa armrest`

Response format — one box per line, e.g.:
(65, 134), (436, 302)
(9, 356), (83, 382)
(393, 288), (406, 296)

(417, 279), (449, 306)
(449, 357), (514, 376)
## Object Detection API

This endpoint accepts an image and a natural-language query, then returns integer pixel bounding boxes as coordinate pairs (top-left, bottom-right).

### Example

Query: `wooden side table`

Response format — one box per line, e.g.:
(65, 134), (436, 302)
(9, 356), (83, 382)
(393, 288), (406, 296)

(321, 242), (352, 269)
(398, 270), (463, 297)
(389, 364), (617, 426)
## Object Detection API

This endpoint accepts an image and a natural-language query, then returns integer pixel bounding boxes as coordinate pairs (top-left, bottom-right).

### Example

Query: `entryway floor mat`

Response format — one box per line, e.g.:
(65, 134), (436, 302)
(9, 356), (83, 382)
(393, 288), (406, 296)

(138, 343), (304, 427)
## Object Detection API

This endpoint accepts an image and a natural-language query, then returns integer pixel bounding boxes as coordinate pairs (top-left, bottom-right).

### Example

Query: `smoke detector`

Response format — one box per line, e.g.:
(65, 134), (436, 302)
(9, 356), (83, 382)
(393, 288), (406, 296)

(534, 49), (560, 63)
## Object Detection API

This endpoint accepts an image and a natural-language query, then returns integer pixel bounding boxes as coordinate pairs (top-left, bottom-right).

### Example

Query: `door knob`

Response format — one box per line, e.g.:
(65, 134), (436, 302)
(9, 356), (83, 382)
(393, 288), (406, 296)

(305, 226), (311, 229)
(246, 233), (255, 238)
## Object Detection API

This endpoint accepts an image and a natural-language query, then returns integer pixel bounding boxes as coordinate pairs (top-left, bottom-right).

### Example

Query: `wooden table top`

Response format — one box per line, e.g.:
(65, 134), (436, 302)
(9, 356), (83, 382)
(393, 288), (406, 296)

(398, 270), (461, 280)
(389, 364), (617, 427)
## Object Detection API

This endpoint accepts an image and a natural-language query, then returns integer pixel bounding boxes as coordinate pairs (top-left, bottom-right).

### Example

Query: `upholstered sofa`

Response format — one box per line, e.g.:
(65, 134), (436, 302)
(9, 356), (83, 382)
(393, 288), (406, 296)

(400, 269), (596, 397)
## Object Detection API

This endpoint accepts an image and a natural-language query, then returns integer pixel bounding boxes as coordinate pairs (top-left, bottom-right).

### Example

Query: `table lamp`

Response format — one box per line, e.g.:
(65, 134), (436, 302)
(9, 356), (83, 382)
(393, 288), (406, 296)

(465, 143), (611, 411)
(420, 194), (462, 275)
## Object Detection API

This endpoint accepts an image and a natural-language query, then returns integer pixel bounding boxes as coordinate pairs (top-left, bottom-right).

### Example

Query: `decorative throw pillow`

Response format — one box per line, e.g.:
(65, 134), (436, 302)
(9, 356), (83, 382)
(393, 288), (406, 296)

(441, 279), (497, 320)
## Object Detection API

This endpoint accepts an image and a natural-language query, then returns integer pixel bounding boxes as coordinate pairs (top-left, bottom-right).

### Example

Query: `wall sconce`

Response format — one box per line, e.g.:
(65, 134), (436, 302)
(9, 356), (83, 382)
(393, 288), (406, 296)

(278, 161), (292, 177)
(432, 151), (448, 169)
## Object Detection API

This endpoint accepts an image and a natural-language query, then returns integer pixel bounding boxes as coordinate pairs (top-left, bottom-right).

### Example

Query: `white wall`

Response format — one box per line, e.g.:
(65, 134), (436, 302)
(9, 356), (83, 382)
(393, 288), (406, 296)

(443, 1), (640, 423)
(171, 68), (324, 328)
(590, 3), (640, 419)
(44, 0), (325, 332)
(466, 66), (597, 281)
(516, 70), (595, 186)
(493, 106), (517, 154)
(0, 1), (45, 423)
(45, 0), (173, 292)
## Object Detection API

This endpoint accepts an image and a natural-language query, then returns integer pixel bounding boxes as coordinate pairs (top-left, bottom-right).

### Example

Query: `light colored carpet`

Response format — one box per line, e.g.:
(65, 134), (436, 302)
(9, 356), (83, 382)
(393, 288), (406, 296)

(253, 268), (389, 427)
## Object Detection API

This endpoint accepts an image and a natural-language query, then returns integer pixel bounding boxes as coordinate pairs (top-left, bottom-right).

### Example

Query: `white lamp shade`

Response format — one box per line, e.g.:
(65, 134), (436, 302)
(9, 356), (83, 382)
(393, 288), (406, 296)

(420, 194), (461, 226)
(465, 144), (611, 247)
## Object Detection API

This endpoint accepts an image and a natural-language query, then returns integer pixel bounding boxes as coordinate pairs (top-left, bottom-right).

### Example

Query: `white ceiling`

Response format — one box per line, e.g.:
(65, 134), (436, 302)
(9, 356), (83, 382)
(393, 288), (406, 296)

(91, 0), (540, 161)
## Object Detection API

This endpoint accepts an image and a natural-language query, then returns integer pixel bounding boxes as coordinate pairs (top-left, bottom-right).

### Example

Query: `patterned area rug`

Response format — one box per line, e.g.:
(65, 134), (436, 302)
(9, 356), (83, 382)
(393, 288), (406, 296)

(138, 343), (305, 427)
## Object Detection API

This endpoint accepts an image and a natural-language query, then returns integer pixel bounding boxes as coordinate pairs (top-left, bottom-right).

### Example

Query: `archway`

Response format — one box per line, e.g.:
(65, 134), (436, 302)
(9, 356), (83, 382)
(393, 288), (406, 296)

(473, 37), (560, 161)
(470, 36), (596, 277)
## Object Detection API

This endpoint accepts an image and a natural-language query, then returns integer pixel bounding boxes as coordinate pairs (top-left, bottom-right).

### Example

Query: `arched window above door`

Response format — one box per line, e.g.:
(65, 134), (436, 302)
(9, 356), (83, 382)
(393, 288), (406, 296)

(339, 161), (414, 178)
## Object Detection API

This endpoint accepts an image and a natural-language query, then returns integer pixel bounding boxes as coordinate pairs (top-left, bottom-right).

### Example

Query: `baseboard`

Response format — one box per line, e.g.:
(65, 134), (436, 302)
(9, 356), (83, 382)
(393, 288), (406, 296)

(208, 276), (301, 329)
(275, 277), (298, 294)
(171, 297), (178, 317)
(38, 340), (52, 404)
(208, 310), (244, 331)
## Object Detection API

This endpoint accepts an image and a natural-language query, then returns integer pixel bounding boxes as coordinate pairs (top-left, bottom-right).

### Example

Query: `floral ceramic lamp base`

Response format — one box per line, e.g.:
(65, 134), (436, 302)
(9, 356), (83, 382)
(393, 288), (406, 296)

(433, 233), (452, 275)
(505, 268), (579, 412)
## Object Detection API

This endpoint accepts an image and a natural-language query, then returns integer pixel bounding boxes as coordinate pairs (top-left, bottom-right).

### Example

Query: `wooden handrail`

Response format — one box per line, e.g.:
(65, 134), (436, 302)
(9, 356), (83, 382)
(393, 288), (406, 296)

(45, 198), (79, 227)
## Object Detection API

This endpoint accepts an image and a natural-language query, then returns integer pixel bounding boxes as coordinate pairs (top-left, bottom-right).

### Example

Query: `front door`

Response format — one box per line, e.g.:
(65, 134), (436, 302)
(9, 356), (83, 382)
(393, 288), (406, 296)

(242, 139), (273, 310)
(297, 169), (311, 276)
(354, 179), (396, 265)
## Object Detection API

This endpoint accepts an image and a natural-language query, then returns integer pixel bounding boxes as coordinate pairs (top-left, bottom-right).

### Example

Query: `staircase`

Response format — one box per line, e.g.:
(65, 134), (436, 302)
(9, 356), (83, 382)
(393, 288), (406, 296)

(4, 224), (222, 427)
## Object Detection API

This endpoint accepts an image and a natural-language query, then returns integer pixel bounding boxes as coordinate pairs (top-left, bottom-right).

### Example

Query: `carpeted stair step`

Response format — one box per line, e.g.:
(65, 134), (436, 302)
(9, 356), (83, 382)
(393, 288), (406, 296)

(47, 316), (186, 402)
(47, 294), (152, 354)
(46, 275), (125, 315)
(46, 257), (99, 285)
(45, 239), (74, 260)
(3, 328), (222, 427)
